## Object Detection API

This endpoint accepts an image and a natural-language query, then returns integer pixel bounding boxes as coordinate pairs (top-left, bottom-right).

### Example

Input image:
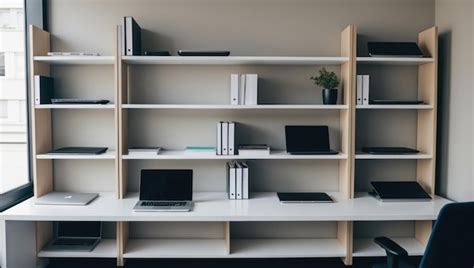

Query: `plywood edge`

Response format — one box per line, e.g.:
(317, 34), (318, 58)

(337, 221), (353, 265)
(117, 221), (129, 266)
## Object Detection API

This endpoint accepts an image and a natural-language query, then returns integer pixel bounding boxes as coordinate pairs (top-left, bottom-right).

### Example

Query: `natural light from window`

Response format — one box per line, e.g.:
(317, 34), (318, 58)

(0, 0), (28, 193)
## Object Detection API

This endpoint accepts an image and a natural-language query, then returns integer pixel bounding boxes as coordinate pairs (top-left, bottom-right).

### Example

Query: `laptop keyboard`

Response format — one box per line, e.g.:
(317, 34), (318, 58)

(53, 238), (97, 246)
(142, 201), (187, 207)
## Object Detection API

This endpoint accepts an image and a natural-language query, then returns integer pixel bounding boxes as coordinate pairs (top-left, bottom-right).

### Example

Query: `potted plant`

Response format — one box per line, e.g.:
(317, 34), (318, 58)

(310, 67), (340, 105)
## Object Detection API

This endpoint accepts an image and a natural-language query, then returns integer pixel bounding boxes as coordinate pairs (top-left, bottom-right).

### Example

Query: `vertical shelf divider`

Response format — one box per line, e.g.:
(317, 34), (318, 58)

(415, 26), (438, 246)
(29, 25), (53, 198)
(339, 24), (356, 266)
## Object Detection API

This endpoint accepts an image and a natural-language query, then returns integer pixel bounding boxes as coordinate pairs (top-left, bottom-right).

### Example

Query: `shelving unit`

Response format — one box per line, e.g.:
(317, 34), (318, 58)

(0, 24), (448, 268)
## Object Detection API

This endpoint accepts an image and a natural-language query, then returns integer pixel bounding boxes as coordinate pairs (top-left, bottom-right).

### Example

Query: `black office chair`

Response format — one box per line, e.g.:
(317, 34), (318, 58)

(373, 202), (474, 268)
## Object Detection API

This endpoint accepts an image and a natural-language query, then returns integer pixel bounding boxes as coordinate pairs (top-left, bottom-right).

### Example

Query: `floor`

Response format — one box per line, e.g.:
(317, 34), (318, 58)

(46, 257), (422, 268)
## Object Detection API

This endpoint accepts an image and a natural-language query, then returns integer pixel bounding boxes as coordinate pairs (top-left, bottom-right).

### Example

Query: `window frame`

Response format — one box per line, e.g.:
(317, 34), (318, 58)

(0, 0), (47, 212)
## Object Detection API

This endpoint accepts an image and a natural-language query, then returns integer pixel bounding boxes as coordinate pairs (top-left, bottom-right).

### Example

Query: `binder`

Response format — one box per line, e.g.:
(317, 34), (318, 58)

(125, 16), (142, 56)
(362, 75), (370, 105)
(34, 75), (54, 105)
(236, 162), (243, 199)
(230, 74), (239, 105)
(222, 122), (229, 155)
(216, 122), (222, 155)
(227, 162), (236, 199)
(228, 122), (235, 155)
(239, 74), (246, 105)
(241, 162), (249, 199)
(356, 75), (363, 105)
(121, 18), (126, 55)
(244, 74), (258, 105)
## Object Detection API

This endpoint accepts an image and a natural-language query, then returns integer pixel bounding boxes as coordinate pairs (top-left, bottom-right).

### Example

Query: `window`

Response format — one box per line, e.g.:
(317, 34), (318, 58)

(0, 0), (43, 211)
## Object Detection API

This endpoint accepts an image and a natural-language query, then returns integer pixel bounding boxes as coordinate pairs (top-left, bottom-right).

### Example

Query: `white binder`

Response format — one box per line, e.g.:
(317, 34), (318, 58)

(239, 74), (246, 104)
(222, 122), (229, 155)
(244, 74), (258, 105)
(230, 74), (239, 105)
(227, 162), (236, 199)
(363, 75), (370, 105)
(241, 162), (249, 199)
(216, 122), (222, 155)
(236, 162), (243, 199)
(356, 75), (363, 105)
(228, 122), (235, 155)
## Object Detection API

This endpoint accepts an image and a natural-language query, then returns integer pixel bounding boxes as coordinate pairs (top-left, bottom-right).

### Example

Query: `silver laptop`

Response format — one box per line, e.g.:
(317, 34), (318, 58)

(35, 192), (99, 206)
(44, 221), (101, 252)
(133, 169), (193, 212)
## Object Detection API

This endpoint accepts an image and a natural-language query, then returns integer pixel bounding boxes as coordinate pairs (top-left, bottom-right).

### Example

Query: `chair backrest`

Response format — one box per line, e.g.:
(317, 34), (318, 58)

(419, 202), (474, 268)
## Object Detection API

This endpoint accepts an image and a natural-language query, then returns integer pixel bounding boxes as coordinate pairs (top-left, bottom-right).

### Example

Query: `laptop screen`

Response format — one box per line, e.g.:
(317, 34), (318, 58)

(57, 221), (101, 238)
(285, 126), (331, 152)
(139, 169), (193, 201)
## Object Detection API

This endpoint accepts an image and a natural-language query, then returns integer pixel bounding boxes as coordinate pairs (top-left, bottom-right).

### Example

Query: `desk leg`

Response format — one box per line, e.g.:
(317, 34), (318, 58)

(1, 221), (39, 268)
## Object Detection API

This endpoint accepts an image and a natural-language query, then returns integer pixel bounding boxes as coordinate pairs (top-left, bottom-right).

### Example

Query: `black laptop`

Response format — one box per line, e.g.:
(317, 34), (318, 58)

(48, 147), (108, 155)
(277, 192), (334, 203)
(368, 42), (424, 57)
(362, 147), (419, 155)
(133, 169), (193, 212)
(369, 181), (432, 202)
(285, 126), (338, 155)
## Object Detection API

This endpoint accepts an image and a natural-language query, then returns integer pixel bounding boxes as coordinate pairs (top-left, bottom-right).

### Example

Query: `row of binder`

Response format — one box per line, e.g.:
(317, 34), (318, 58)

(216, 121), (237, 155)
(356, 75), (370, 105)
(226, 161), (249, 200)
(230, 74), (258, 105)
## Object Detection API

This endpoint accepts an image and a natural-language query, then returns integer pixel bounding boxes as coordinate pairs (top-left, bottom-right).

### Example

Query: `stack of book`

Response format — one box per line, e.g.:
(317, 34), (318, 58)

(216, 121), (237, 155)
(226, 161), (249, 200)
(356, 75), (370, 105)
(128, 147), (161, 155)
(230, 74), (258, 105)
(238, 144), (270, 156)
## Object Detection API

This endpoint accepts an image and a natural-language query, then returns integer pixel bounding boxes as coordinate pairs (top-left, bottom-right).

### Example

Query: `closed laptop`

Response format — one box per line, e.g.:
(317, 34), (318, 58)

(370, 181), (432, 202)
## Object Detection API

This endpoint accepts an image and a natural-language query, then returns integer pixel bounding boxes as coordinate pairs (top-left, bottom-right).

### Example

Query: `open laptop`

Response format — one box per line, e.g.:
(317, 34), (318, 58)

(285, 126), (338, 155)
(35, 192), (99, 206)
(133, 169), (193, 212)
(44, 221), (101, 252)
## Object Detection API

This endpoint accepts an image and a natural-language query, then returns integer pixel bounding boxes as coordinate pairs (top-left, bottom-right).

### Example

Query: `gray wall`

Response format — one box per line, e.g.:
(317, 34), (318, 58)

(435, 0), (474, 202)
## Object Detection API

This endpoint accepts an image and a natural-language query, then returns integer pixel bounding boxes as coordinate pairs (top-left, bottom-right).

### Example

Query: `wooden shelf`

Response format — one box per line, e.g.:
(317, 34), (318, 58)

(1, 192), (451, 222)
(122, 104), (349, 110)
(353, 238), (425, 257)
(124, 239), (227, 258)
(122, 56), (349, 65)
(36, 150), (116, 160)
(35, 104), (116, 109)
(356, 104), (433, 110)
(123, 150), (347, 160)
(231, 239), (345, 258)
(38, 239), (117, 258)
(355, 153), (432, 160)
(356, 57), (434, 65)
(34, 56), (115, 65)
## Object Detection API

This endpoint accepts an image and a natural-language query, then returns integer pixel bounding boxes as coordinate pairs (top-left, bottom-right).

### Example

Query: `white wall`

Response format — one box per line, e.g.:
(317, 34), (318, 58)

(435, 0), (474, 202)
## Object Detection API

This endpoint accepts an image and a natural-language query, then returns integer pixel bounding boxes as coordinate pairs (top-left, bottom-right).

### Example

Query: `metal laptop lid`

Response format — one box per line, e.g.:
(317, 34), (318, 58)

(35, 192), (99, 205)
(285, 126), (331, 153)
(139, 169), (193, 201)
(56, 221), (102, 239)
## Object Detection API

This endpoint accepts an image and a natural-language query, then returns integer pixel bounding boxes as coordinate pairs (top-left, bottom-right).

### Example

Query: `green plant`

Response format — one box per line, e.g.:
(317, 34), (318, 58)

(310, 67), (340, 89)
